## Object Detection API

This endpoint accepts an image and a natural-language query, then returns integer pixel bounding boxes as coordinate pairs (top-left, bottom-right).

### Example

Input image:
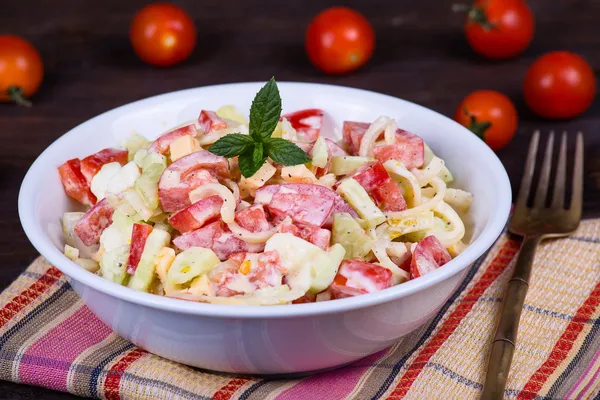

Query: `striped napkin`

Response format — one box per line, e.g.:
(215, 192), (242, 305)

(1, 220), (600, 400)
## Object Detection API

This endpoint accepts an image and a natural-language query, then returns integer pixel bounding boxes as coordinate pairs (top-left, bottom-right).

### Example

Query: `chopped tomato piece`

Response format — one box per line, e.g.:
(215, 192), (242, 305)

(198, 110), (228, 133)
(208, 260), (244, 297)
(410, 236), (451, 279)
(350, 162), (406, 211)
(173, 220), (262, 260)
(158, 150), (229, 212)
(268, 193), (334, 227)
(168, 195), (223, 233)
(127, 223), (153, 274)
(299, 225), (331, 250)
(249, 251), (287, 288)
(342, 121), (370, 155)
(342, 121), (425, 168)
(80, 148), (128, 183)
(74, 198), (114, 246)
(149, 124), (197, 154)
(254, 183), (357, 226)
(235, 204), (272, 233)
(276, 222), (331, 250)
(329, 260), (394, 299)
(372, 130), (424, 169)
(282, 108), (324, 142)
(58, 158), (97, 206)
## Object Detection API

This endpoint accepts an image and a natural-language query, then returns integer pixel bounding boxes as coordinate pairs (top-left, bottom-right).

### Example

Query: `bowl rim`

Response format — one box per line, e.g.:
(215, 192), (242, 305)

(18, 81), (511, 319)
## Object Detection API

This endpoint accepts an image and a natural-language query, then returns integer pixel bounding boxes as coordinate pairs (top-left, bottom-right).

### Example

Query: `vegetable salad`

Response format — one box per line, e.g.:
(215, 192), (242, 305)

(58, 81), (472, 305)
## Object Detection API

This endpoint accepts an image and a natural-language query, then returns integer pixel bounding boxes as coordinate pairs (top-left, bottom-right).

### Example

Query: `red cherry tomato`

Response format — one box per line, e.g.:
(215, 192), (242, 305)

(130, 3), (196, 67)
(0, 35), (43, 106)
(454, 90), (518, 151)
(460, 0), (534, 60)
(524, 51), (596, 119)
(305, 7), (375, 74)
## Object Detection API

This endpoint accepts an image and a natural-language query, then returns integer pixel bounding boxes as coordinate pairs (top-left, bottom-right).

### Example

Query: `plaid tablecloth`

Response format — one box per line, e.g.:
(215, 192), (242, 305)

(1, 220), (600, 399)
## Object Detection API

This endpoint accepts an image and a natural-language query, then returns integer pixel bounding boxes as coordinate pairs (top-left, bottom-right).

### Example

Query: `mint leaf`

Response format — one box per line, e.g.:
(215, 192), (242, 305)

(238, 149), (265, 178)
(208, 134), (254, 158)
(249, 77), (282, 141)
(253, 142), (265, 166)
(264, 138), (311, 166)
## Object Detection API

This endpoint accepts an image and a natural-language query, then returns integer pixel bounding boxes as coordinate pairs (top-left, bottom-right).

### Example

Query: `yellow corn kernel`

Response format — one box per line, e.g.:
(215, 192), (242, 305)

(239, 260), (252, 275)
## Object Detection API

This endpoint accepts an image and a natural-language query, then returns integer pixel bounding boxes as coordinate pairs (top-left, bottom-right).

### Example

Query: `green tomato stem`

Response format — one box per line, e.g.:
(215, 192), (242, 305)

(7, 86), (32, 107)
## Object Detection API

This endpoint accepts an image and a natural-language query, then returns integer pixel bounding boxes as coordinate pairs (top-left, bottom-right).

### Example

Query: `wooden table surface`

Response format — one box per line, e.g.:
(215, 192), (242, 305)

(1, 0), (599, 398)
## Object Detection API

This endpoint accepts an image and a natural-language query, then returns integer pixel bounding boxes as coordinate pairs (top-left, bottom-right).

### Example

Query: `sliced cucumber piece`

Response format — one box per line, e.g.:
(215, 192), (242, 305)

(330, 156), (372, 176)
(100, 245), (129, 285)
(123, 188), (154, 221)
(332, 213), (373, 259)
(336, 178), (386, 227)
(123, 133), (151, 161)
(128, 229), (171, 292)
(134, 163), (165, 210)
(308, 243), (345, 294)
(167, 247), (220, 285)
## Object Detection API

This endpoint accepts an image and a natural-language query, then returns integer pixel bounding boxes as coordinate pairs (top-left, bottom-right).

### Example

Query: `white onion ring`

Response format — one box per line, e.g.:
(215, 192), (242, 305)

(226, 221), (277, 244)
(373, 239), (410, 283)
(189, 183), (236, 223)
(411, 156), (445, 187)
(430, 201), (466, 248)
(359, 116), (396, 157)
(223, 179), (241, 205)
(383, 160), (422, 207)
(386, 177), (446, 220)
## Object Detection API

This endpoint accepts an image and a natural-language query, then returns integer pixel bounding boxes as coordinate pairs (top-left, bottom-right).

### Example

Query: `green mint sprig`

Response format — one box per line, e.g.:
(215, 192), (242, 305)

(208, 78), (311, 177)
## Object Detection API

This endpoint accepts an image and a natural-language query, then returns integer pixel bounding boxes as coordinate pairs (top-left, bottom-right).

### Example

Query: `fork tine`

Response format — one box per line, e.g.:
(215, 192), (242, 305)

(533, 132), (554, 208)
(550, 132), (567, 209)
(570, 132), (584, 217)
(515, 131), (540, 211)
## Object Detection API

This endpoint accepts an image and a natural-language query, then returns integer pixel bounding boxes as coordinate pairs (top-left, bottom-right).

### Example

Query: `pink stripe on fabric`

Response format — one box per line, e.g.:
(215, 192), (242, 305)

(18, 306), (112, 391)
(566, 346), (600, 400)
(275, 349), (388, 400)
(576, 355), (600, 400)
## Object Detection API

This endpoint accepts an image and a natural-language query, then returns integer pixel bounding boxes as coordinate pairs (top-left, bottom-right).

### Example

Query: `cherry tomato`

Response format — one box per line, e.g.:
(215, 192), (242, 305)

(0, 35), (43, 107)
(524, 51), (596, 119)
(454, 90), (518, 151)
(459, 0), (534, 60)
(305, 7), (375, 74)
(130, 3), (196, 67)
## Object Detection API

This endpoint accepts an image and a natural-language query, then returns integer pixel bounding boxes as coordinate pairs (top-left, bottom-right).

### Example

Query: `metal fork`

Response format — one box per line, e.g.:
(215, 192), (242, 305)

(481, 131), (584, 399)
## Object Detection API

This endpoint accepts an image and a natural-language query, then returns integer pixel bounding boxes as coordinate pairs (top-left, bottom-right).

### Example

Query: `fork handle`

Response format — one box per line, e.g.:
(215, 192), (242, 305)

(481, 235), (541, 400)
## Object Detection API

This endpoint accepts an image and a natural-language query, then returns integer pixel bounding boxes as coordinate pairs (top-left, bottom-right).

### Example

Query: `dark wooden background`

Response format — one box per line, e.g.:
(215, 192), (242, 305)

(1, 0), (599, 398)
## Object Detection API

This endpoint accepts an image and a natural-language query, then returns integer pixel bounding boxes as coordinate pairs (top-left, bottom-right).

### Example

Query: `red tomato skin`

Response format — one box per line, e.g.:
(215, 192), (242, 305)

(0, 35), (44, 100)
(465, 0), (534, 60)
(127, 223), (153, 274)
(130, 3), (196, 67)
(524, 51), (597, 119)
(453, 90), (518, 151)
(58, 159), (97, 206)
(305, 7), (375, 74)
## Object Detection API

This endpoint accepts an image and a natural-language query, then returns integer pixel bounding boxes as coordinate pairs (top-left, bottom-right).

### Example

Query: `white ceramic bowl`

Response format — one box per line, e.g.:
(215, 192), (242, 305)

(19, 82), (511, 375)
